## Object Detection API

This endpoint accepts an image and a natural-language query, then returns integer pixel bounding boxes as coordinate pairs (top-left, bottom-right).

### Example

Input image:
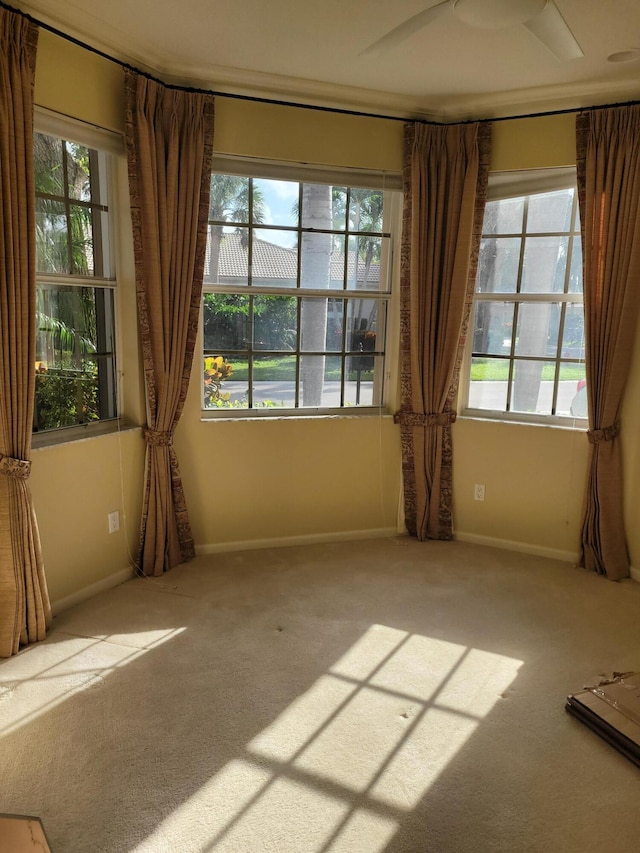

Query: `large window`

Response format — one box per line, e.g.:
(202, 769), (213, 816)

(202, 165), (397, 416)
(33, 128), (117, 433)
(464, 171), (586, 424)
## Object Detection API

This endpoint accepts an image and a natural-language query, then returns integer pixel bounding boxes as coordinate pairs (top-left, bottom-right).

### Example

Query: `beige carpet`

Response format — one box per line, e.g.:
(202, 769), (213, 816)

(1, 538), (640, 852)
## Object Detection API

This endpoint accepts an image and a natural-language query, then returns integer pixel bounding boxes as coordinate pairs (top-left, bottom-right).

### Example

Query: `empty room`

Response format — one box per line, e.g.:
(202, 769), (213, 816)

(1, 2), (640, 851)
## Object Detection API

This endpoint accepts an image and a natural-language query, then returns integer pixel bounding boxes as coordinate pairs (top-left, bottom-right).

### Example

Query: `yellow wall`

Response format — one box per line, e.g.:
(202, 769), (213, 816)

(29, 31), (640, 610)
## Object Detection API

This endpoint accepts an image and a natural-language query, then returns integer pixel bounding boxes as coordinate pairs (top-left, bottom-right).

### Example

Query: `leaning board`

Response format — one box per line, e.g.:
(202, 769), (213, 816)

(566, 672), (640, 767)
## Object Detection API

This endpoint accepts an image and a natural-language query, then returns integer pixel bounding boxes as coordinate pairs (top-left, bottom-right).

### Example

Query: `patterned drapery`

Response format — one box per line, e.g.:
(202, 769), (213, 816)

(124, 71), (215, 576)
(0, 8), (51, 657)
(398, 121), (491, 540)
(576, 106), (640, 580)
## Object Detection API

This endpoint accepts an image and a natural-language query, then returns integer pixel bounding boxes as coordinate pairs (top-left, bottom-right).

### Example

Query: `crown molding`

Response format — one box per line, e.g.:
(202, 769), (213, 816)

(16, 0), (640, 125)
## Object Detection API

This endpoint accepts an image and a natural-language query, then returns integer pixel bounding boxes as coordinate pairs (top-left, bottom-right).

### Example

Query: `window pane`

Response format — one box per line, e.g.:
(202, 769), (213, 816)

(526, 189), (574, 233)
(301, 298), (330, 352)
(568, 240), (583, 293)
(482, 198), (524, 234)
(300, 229), (337, 289)
(203, 293), (250, 351)
(209, 174), (250, 223)
(561, 303), (585, 361)
(346, 236), (383, 291)
(347, 298), (381, 358)
(65, 142), (91, 200)
(477, 238), (520, 293)
(345, 354), (382, 407)
(347, 189), (384, 233)
(468, 358), (509, 411)
(329, 234), (346, 288)
(327, 299), (344, 351)
(300, 183), (332, 230)
(255, 178), (299, 227)
(510, 360), (555, 415)
(34, 370), (100, 430)
(253, 229), (297, 285)
(205, 229), (249, 285)
(472, 302), (515, 355)
(559, 363), (587, 418)
(521, 236), (568, 293)
(253, 355), (296, 407)
(515, 302), (560, 358)
(331, 187), (348, 230)
(254, 295), (297, 351)
(69, 203), (94, 275)
(34, 285), (115, 431)
(203, 354), (246, 409)
(300, 355), (341, 408)
(36, 199), (69, 273)
(34, 133), (64, 195)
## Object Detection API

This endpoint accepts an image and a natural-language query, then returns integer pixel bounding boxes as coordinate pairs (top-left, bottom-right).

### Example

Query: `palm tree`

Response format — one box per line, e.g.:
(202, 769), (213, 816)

(207, 175), (266, 281)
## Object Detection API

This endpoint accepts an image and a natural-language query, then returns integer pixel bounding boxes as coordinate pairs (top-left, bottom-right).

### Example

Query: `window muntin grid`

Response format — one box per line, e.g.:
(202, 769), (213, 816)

(203, 175), (395, 416)
(465, 184), (586, 423)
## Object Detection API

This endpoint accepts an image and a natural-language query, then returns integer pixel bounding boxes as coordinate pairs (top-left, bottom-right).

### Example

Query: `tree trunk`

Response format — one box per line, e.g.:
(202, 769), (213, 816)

(300, 184), (332, 406)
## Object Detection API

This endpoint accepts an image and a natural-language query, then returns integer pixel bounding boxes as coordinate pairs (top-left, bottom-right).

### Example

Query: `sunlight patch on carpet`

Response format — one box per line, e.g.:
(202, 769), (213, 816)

(0, 629), (185, 737)
(134, 624), (522, 852)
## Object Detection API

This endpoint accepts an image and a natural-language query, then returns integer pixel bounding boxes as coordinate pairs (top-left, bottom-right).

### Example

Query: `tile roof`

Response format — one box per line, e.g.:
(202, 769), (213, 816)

(206, 232), (380, 284)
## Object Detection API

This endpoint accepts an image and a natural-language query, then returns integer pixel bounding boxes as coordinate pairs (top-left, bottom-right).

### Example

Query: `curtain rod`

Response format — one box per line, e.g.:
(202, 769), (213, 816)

(4, 0), (640, 126)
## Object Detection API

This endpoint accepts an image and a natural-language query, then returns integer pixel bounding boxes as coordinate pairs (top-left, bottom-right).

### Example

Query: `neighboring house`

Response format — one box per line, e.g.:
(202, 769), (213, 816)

(204, 232), (381, 289)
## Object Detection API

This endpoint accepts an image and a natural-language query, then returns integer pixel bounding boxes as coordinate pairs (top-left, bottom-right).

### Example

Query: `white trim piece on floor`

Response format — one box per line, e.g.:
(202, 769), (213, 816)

(454, 531), (580, 564)
(51, 566), (136, 617)
(196, 527), (401, 555)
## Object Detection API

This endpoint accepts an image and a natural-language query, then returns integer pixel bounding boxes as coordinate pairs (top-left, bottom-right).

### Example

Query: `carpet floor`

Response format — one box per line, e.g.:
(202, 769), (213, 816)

(1, 537), (640, 852)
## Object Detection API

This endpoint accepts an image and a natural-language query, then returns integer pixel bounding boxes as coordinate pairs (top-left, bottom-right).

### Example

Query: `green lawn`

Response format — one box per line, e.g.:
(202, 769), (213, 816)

(214, 356), (582, 384)
(222, 356), (373, 382)
(470, 361), (584, 381)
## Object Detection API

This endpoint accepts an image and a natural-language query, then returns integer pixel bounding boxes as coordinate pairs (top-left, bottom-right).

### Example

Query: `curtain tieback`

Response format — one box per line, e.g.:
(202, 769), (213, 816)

(0, 454), (32, 479)
(393, 411), (457, 427)
(587, 422), (620, 445)
(143, 429), (173, 447)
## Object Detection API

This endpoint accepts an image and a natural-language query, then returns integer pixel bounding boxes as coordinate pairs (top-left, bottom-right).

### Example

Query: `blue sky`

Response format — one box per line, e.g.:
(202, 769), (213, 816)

(254, 178), (299, 248)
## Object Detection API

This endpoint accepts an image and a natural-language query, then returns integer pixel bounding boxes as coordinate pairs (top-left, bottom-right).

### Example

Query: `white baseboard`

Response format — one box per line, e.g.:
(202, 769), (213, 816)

(630, 566), (640, 584)
(196, 527), (400, 556)
(453, 531), (580, 564)
(51, 566), (135, 617)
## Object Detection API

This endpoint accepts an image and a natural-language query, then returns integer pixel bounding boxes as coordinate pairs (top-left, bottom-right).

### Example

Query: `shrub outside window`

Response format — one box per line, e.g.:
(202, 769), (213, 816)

(464, 174), (586, 424)
(34, 131), (117, 433)
(202, 170), (396, 416)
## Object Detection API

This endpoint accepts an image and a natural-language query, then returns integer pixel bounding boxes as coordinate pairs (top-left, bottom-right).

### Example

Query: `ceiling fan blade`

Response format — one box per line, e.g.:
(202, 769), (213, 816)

(361, 2), (450, 57)
(523, 0), (583, 61)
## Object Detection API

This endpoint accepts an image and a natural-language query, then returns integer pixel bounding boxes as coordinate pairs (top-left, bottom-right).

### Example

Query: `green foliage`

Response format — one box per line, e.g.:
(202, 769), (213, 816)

(34, 368), (99, 431)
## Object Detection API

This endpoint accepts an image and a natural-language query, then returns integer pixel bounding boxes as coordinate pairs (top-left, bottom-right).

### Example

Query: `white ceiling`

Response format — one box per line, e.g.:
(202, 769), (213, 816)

(15, 0), (640, 120)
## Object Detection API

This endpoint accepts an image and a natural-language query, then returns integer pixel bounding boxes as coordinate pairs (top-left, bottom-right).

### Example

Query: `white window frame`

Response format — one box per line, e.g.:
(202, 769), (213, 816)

(461, 167), (587, 428)
(32, 108), (123, 445)
(202, 155), (402, 419)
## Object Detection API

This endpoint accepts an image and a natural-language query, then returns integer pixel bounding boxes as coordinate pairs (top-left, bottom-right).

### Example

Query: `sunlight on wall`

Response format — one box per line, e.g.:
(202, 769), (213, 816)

(134, 624), (522, 853)
(0, 629), (184, 738)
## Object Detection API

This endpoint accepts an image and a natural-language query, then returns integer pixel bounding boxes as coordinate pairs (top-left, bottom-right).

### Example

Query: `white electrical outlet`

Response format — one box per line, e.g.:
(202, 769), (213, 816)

(474, 484), (485, 502)
(108, 511), (120, 534)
